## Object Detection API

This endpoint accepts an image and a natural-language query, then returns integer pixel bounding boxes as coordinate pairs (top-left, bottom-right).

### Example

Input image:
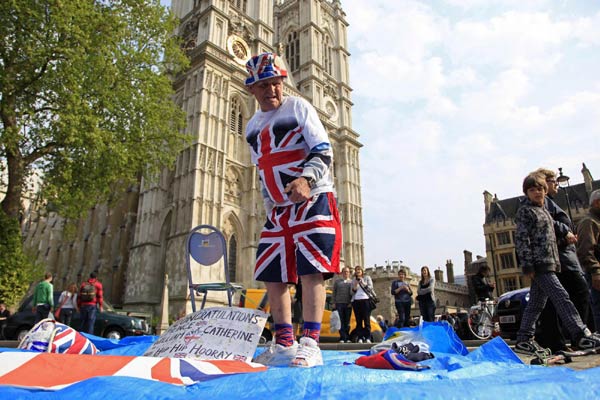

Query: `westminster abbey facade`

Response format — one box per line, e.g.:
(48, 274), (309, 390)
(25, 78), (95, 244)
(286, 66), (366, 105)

(21, 0), (364, 317)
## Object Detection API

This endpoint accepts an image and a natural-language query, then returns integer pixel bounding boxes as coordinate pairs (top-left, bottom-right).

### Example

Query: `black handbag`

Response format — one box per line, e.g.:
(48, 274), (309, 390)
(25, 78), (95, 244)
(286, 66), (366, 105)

(359, 280), (379, 310)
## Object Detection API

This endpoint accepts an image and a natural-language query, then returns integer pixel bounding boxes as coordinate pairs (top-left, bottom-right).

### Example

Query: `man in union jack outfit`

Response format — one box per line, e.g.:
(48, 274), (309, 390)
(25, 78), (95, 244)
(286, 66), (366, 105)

(245, 52), (341, 367)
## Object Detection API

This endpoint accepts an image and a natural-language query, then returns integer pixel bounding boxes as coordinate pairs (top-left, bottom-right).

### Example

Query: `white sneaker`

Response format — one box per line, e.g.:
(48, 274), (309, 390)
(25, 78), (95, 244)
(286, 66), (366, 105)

(366, 339), (372, 344)
(289, 337), (323, 368)
(339, 339), (345, 343)
(253, 341), (298, 366)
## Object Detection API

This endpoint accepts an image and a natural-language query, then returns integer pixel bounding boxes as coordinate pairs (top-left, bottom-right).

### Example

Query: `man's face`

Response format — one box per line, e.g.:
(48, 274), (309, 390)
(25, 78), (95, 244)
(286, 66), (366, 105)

(545, 176), (558, 196)
(527, 185), (546, 206)
(247, 77), (284, 111)
(342, 268), (350, 277)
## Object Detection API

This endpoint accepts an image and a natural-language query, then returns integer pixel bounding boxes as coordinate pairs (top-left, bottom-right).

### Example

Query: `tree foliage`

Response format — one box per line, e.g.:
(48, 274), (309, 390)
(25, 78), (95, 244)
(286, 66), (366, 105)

(0, 0), (189, 220)
(0, 210), (42, 307)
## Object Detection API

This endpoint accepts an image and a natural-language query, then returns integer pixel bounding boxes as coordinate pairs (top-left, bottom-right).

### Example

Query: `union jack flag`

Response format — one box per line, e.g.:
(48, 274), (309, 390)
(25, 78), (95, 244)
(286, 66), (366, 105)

(254, 192), (341, 283)
(249, 116), (308, 205)
(51, 322), (98, 355)
(18, 319), (97, 355)
(0, 352), (267, 390)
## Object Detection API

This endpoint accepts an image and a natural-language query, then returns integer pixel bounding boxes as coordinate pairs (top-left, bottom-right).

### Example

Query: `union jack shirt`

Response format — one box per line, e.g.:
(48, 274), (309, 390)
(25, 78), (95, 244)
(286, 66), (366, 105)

(246, 96), (341, 282)
(246, 96), (334, 208)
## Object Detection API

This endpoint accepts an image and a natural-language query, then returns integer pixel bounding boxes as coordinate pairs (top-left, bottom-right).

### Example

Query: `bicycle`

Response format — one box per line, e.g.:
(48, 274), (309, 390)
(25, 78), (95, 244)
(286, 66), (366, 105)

(467, 299), (497, 340)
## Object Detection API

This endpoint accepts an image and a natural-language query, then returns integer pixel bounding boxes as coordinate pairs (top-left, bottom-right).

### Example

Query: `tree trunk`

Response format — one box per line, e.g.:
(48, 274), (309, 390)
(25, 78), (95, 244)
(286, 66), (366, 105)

(0, 94), (25, 220)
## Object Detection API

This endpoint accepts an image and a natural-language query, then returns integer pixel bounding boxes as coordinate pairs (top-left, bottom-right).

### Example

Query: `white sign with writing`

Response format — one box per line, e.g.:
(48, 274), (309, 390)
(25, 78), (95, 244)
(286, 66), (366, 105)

(144, 307), (268, 362)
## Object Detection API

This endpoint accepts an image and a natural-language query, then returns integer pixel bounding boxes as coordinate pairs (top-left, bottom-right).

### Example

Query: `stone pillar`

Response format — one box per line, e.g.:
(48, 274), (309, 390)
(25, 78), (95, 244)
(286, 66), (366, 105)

(434, 269), (444, 283)
(156, 274), (170, 335)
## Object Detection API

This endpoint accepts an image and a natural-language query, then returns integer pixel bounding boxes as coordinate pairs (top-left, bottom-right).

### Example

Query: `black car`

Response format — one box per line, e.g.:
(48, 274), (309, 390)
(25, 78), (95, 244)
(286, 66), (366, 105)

(496, 287), (536, 339)
(3, 291), (150, 341)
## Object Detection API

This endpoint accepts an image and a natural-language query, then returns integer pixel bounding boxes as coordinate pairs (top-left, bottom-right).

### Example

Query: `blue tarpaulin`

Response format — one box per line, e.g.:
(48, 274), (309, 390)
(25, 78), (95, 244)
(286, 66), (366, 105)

(1, 322), (599, 399)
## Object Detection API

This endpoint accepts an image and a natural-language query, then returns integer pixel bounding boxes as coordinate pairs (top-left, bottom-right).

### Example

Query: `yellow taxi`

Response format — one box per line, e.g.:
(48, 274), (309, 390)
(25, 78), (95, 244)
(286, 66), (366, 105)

(237, 287), (383, 343)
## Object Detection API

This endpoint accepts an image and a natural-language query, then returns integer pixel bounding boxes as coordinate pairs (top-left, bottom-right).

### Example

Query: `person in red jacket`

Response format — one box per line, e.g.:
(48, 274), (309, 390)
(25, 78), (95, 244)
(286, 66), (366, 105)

(78, 272), (103, 334)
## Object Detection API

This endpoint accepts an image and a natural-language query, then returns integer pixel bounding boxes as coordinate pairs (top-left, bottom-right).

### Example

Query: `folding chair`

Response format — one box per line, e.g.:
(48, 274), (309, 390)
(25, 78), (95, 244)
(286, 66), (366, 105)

(185, 224), (243, 312)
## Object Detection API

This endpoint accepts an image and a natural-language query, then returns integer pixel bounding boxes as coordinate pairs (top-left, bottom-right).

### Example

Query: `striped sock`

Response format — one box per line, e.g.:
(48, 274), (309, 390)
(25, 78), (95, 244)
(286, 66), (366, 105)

(302, 321), (321, 343)
(275, 323), (294, 347)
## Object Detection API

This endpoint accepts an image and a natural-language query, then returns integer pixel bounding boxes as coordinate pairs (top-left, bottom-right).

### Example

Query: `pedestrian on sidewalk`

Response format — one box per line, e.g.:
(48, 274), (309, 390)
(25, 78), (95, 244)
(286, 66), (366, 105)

(514, 172), (600, 356)
(32, 272), (54, 323)
(533, 168), (591, 352)
(391, 268), (413, 328)
(417, 266), (436, 322)
(332, 267), (353, 342)
(576, 189), (600, 331)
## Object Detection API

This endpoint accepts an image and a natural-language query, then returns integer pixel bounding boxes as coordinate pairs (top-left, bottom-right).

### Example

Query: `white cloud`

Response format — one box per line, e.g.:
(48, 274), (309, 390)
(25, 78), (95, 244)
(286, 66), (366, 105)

(344, 0), (600, 275)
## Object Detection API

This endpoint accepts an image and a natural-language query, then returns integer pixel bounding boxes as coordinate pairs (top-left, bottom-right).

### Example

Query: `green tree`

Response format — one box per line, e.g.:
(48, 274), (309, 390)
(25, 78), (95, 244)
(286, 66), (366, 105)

(0, 0), (189, 221)
(0, 209), (42, 306)
(0, 0), (189, 303)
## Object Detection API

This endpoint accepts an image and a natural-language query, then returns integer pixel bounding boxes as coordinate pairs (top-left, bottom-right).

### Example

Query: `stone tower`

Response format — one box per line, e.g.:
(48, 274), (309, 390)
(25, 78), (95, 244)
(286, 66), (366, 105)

(124, 0), (364, 315)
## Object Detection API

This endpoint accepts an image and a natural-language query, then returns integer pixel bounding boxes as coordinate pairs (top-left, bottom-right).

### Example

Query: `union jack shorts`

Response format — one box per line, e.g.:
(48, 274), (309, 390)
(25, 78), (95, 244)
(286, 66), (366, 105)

(254, 192), (342, 283)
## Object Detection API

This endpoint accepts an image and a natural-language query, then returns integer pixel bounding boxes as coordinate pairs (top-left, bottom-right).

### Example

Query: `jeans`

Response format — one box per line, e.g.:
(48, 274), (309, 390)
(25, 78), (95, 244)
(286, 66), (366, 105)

(418, 299), (436, 322)
(395, 301), (412, 327)
(60, 308), (75, 327)
(80, 304), (97, 334)
(351, 299), (371, 341)
(336, 303), (352, 341)
(34, 304), (51, 324)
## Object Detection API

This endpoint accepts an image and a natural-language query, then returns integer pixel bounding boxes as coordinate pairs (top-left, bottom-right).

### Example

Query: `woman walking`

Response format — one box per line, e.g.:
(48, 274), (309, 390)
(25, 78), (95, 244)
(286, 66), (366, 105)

(57, 283), (79, 326)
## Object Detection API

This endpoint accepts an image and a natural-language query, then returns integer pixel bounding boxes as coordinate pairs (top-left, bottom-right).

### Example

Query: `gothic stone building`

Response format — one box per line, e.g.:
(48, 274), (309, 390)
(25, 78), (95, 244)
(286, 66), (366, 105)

(481, 163), (599, 296)
(21, 0), (364, 318)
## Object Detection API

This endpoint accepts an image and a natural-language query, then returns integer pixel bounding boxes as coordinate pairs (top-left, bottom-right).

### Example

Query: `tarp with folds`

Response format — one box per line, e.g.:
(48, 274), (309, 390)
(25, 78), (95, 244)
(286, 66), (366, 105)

(1, 322), (600, 399)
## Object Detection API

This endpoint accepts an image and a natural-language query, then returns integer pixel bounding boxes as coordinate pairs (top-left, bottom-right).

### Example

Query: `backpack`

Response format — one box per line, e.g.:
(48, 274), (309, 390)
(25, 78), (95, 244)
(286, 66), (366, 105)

(80, 282), (97, 303)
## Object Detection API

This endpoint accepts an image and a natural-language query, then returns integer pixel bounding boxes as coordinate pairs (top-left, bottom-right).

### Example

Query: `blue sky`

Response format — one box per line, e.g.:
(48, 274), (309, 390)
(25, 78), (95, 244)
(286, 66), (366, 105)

(342, 0), (600, 275)
(163, 1), (600, 276)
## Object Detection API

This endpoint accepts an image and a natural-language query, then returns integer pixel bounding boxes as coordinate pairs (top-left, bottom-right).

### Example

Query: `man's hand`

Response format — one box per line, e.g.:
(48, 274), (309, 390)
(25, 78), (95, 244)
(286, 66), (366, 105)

(592, 274), (600, 291)
(284, 177), (311, 203)
(565, 232), (578, 244)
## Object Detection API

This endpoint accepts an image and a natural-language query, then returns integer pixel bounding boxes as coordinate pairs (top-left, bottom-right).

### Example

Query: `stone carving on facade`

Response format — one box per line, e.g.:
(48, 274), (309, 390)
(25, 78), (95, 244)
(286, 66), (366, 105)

(207, 150), (214, 174)
(224, 166), (242, 205)
(182, 17), (199, 39)
(212, 74), (222, 92)
(204, 70), (213, 92)
(323, 82), (337, 100)
(222, 216), (234, 239)
(281, 10), (299, 33)
(322, 13), (334, 33)
(228, 13), (254, 43)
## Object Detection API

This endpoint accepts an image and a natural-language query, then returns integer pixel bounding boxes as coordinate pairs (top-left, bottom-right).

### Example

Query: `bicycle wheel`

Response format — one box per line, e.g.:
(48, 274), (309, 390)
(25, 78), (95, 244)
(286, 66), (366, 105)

(468, 310), (494, 340)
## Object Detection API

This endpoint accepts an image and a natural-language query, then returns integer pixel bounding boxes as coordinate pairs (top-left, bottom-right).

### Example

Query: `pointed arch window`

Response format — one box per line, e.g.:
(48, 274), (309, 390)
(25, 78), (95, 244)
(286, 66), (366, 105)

(323, 35), (333, 75)
(286, 31), (300, 72)
(231, 0), (247, 13)
(228, 235), (238, 282)
(229, 97), (243, 135)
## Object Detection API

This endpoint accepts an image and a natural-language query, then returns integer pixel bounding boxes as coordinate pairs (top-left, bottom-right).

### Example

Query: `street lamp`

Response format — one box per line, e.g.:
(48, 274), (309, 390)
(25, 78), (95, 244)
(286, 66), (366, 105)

(556, 167), (573, 225)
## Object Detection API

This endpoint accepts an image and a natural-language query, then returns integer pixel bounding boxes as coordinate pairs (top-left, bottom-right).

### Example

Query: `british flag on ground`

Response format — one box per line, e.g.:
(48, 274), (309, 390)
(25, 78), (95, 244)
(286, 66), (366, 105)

(0, 352), (267, 390)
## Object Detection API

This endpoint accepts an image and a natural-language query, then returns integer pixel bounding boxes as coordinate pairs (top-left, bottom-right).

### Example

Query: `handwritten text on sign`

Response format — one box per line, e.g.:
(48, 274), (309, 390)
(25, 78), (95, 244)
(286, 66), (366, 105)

(144, 307), (268, 361)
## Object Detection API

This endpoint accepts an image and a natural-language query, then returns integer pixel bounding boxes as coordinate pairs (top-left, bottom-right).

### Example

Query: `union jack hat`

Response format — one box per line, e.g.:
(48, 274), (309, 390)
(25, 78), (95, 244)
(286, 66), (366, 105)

(245, 52), (288, 86)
